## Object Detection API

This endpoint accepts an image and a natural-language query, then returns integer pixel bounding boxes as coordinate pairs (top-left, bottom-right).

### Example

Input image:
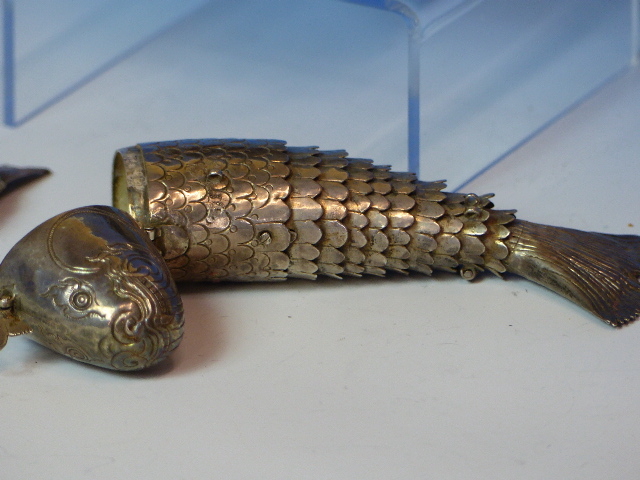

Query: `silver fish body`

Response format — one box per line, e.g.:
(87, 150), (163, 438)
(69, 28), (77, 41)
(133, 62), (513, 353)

(113, 139), (640, 327)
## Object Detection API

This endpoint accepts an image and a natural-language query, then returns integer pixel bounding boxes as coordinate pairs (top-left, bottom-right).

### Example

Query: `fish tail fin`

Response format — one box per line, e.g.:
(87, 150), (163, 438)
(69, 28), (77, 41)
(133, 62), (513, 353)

(503, 220), (640, 326)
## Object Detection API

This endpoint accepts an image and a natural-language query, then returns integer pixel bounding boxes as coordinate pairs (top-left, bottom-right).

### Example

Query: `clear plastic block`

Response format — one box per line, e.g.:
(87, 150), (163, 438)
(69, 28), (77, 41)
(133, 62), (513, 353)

(348, 0), (636, 188)
(2, 0), (636, 189)
(2, 0), (209, 126)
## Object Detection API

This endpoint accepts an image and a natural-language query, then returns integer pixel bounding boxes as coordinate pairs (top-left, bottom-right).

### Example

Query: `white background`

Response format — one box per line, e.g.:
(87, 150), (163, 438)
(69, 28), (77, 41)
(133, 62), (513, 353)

(1, 2), (639, 479)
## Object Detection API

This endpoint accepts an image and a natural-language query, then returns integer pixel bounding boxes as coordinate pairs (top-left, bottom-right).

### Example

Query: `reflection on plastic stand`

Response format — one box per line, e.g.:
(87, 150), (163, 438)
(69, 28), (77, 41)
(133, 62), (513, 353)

(1, 0), (637, 189)
(1, 0), (210, 126)
(347, 0), (634, 187)
(344, 0), (485, 175)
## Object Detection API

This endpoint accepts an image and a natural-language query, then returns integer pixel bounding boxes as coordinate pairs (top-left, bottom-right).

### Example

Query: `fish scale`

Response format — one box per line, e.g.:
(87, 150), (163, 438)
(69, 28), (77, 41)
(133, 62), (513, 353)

(118, 139), (513, 283)
(284, 149), (515, 281)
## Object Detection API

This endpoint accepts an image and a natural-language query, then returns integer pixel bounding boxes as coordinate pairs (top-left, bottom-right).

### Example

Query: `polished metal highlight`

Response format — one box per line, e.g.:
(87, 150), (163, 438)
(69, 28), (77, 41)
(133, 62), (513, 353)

(113, 139), (640, 327)
(0, 206), (184, 370)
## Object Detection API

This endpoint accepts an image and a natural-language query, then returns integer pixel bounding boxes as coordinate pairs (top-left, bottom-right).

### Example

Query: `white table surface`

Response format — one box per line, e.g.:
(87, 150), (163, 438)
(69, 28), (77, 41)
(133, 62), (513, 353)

(1, 5), (640, 479)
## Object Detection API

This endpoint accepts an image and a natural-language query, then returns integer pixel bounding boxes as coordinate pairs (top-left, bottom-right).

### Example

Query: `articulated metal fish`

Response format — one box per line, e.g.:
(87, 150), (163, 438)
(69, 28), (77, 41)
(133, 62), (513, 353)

(113, 139), (640, 327)
(0, 139), (638, 372)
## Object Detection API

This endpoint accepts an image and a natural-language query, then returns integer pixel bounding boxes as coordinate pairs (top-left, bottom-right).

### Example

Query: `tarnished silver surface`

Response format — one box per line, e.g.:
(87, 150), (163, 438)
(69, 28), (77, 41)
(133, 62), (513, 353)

(0, 206), (184, 370)
(113, 139), (640, 327)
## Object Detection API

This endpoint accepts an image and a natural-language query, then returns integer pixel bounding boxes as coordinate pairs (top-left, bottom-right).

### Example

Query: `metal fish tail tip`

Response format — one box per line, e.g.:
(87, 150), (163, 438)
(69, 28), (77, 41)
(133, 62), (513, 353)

(0, 166), (50, 196)
(504, 221), (640, 327)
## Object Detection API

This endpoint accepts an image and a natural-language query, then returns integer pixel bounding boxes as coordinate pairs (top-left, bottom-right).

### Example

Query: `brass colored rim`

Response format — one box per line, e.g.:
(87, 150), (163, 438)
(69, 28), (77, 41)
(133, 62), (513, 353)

(112, 146), (149, 226)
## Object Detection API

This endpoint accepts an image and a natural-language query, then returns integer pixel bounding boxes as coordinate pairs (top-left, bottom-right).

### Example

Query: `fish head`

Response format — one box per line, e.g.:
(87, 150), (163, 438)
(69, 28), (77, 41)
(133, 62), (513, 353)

(0, 206), (184, 371)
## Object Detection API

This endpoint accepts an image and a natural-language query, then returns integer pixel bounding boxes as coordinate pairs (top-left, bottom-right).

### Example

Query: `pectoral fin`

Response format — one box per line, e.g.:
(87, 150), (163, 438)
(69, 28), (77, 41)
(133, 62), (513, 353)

(8, 318), (31, 336)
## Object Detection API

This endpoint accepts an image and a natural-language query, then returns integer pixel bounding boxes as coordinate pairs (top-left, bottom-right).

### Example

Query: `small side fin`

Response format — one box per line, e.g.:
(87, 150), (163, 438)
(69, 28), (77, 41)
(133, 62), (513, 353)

(8, 318), (32, 336)
(504, 220), (640, 326)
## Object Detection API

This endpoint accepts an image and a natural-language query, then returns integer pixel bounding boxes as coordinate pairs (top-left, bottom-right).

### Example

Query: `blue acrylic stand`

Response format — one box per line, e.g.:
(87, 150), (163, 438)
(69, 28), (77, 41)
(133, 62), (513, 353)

(2, 0), (209, 126)
(2, 0), (637, 188)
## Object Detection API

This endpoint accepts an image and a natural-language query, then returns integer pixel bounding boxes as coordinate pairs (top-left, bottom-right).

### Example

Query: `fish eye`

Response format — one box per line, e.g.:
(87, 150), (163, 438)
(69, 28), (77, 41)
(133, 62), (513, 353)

(70, 290), (92, 310)
(0, 289), (14, 310)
